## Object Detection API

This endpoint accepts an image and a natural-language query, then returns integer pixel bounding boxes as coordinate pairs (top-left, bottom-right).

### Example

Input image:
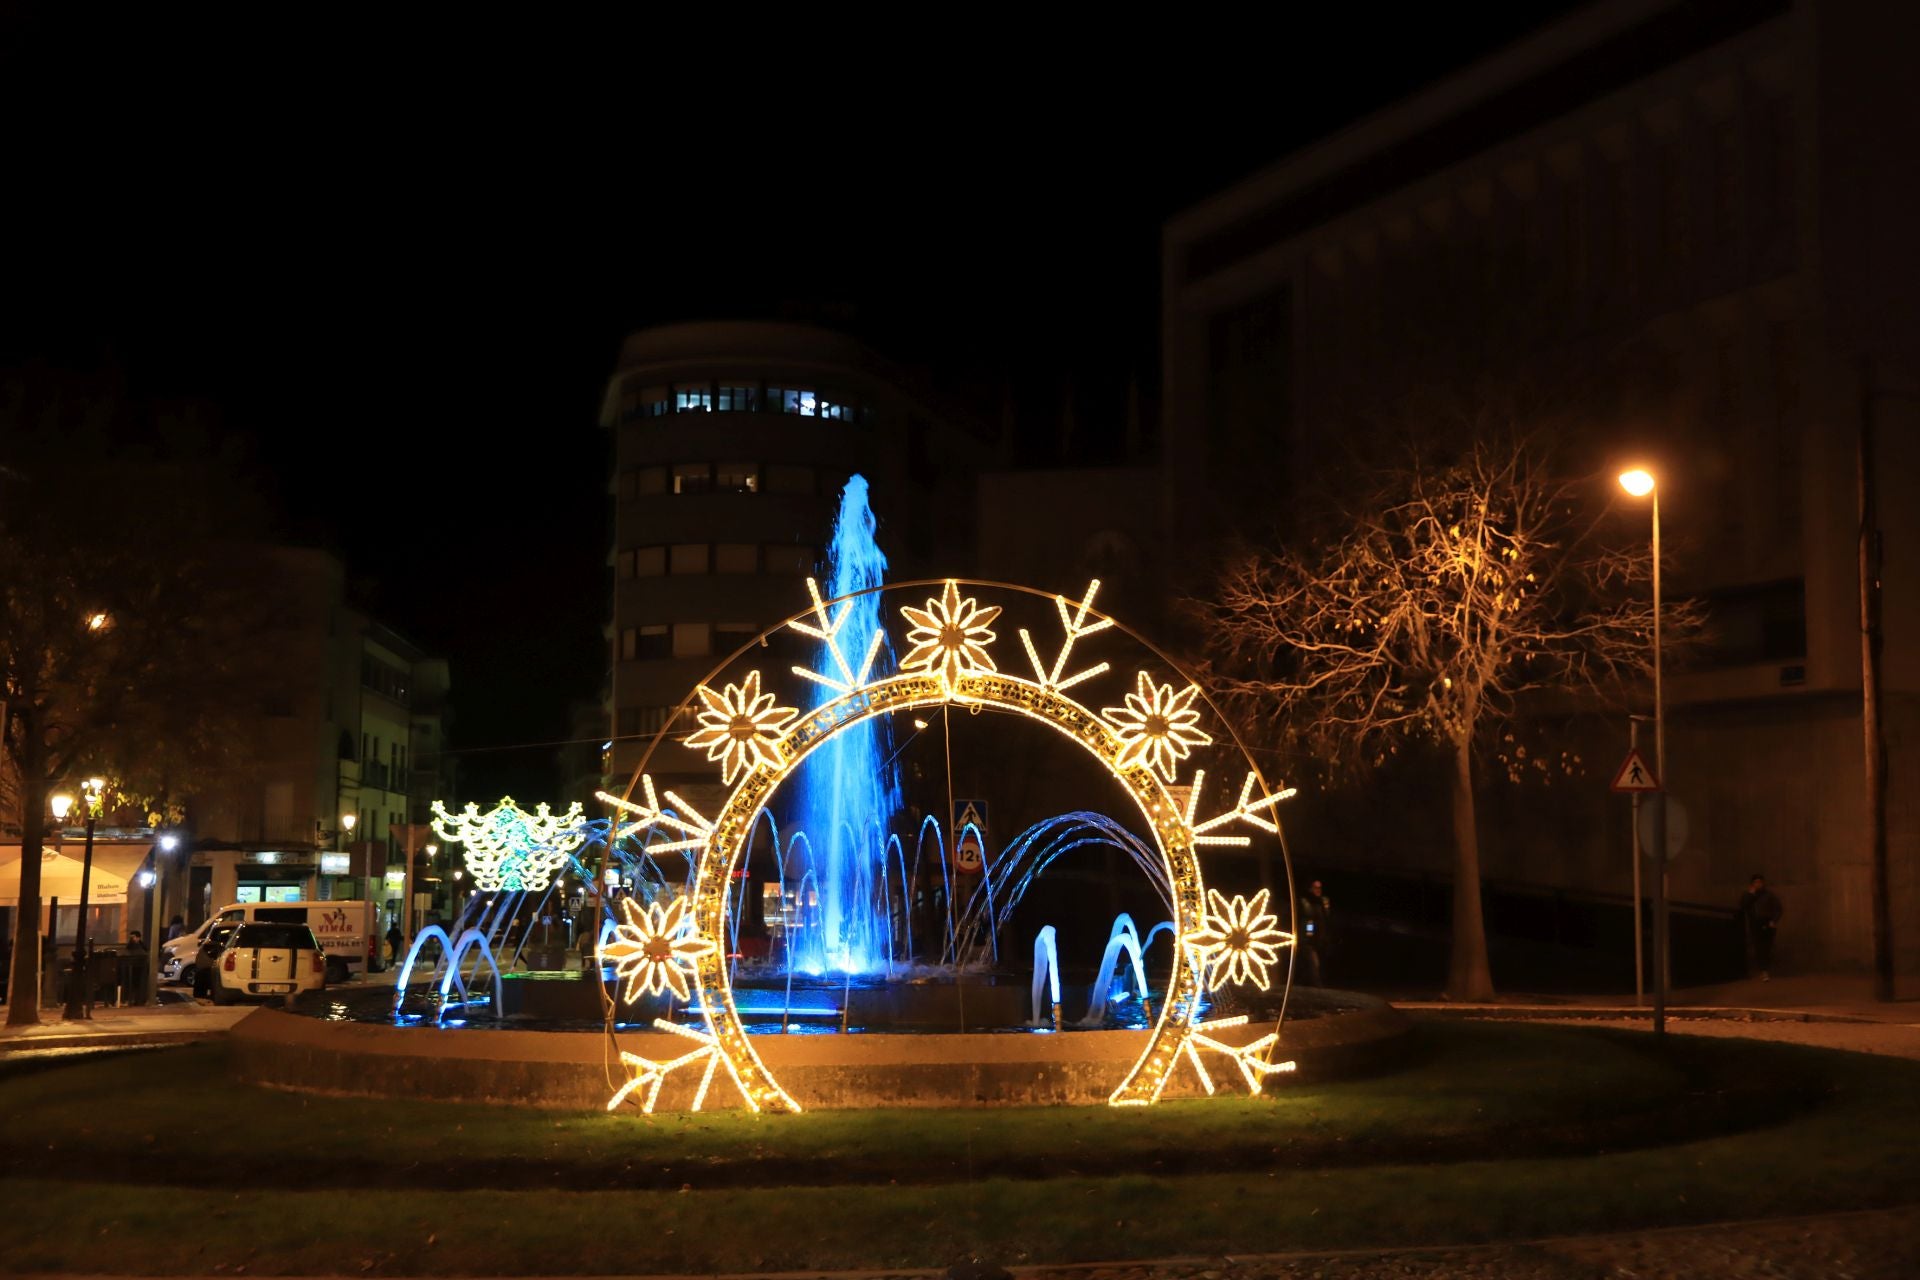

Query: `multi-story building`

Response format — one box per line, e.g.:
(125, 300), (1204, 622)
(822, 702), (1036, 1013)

(599, 321), (986, 809)
(185, 548), (450, 936)
(1159, 0), (1920, 970)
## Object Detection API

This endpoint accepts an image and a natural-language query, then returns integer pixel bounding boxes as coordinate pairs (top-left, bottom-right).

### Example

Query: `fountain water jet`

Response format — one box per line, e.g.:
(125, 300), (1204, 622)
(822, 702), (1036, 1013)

(787, 475), (902, 974)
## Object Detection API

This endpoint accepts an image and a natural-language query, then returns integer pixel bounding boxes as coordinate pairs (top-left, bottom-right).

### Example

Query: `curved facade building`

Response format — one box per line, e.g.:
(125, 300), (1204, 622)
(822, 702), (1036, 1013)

(599, 322), (985, 793)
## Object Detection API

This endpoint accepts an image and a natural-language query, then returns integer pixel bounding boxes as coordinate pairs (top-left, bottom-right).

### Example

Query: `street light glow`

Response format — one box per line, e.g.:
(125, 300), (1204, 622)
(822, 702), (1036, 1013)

(341, 813), (357, 832)
(159, 834), (179, 851)
(1618, 468), (1656, 498)
(50, 793), (74, 821)
(86, 612), (109, 631)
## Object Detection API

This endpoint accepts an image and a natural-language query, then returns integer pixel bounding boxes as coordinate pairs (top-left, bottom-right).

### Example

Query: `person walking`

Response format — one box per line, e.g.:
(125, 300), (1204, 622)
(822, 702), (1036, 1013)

(386, 921), (405, 967)
(1297, 879), (1332, 987)
(1738, 873), (1783, 980)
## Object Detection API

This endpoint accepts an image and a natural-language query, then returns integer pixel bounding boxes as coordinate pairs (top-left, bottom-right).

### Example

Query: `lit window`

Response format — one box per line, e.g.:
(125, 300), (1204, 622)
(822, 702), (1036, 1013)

(716, 462), (759, 494)
(672, 463), (712, 494)
(674, 382), (712, 413)
(669, 543), (710, 575)
(672, 622), (712, 658)
(817, 394), (855, 421)
(770, 386), (817, 416)
(718, 384), (758, 412)
(634, 546), (666, 577)
(715, 543), (758, 574)
(764, 464), (815, 495)
(640, 386), (670, 417)
(618, 629), (637, 661)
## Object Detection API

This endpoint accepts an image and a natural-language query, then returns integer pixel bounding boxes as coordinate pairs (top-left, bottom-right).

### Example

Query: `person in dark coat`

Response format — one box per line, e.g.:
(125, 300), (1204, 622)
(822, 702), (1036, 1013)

(1738, 873), (1783, 980)
(386, 921), (405, 966)
(1297, 879), (1332, 986)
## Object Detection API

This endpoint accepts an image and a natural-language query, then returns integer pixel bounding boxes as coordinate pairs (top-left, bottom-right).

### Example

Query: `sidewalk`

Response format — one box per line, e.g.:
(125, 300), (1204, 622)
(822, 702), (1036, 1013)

(1, 996), (255, 1054)
(1394, 972), (1920, 1026)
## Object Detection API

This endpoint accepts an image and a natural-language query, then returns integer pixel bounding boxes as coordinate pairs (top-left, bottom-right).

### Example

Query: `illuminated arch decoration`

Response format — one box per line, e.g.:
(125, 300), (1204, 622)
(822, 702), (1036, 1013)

(597, 579), (1299, 1113)
(430, 796), (587, 893)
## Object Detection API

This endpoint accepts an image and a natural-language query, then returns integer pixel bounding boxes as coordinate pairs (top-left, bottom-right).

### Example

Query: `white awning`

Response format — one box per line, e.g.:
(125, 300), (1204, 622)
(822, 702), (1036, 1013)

(0, 850), (129, 905)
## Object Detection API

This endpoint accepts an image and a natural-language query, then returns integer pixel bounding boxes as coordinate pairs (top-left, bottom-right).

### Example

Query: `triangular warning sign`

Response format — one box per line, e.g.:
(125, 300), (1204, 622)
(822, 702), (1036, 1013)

(1610, 749), (1661, 793)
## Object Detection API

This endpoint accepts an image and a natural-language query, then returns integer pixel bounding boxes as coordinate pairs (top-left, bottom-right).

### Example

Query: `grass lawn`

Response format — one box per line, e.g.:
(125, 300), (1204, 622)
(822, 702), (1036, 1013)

(3, 1020), (1915, 1274)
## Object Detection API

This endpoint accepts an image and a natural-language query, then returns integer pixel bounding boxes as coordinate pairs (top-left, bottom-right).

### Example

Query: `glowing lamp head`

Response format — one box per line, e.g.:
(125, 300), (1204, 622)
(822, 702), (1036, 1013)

(341, 813), (357, 833)
(159, 834), (179, 851)
(1618, 468), (1656, 498)
(50, 793), (75, 821)
(86, 612), (109, 631)
(137, 869), (156, 888)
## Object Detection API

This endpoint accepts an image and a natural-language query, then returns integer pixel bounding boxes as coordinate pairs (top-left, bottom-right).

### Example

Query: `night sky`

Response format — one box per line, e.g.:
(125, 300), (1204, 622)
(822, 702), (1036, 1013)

(3, 5), (1583, 799)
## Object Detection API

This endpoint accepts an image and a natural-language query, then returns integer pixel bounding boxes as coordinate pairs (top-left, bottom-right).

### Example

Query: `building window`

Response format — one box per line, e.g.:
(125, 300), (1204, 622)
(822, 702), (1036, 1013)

(672, 622), (712, 658)
(635, 466), (667, 495)
(619, 629), (636, 661)
(716, 462), (759, 494)
(635, 625), (670, 659)
(669, 543), (710, 575)
(634, 545), (667, 577)
(672, 462), (712, 494)
(768, 386), (817, 416)
(715, 543), (758, 574)
(764, 463), (815, 495)
(674, 382), (712, 413)
(616, 707), (641, 738)
(763, 544), (816, 575)
(639, 386), (671, 417)
(616, 549), (635, 579)
(816, 393), (857, 421)
(714, 622), (758, 651)
(718, 384), (758, 412)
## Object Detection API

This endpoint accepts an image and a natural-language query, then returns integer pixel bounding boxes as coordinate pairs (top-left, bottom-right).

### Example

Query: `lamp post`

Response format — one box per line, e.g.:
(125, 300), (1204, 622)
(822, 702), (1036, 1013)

(340, 811), (358, 898)
(62, 777), (106, 1021)
(1619, 468), (1668, 1036)
(145, 834), (178, 1006)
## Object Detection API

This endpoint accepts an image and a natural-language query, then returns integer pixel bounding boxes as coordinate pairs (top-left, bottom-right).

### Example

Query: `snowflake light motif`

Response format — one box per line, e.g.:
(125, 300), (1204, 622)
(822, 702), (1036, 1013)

(1184, 887), (1293, 991)
(1183, 1015), (1297, 1096)
(600, 896), (715, 1003)
(429, 797), (584, 893)
(682, 671), (796, 784)
(606, 1021), (759, 1114)
(1103, 672), (1213, 781)
(900, 580), (1001, 690)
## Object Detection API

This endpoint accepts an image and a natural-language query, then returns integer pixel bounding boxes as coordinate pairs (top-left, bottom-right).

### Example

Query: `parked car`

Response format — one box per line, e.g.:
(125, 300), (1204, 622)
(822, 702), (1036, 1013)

(164, 900), (376, 987)
(190, 922), (241, 999)
(209, 922), (327, 1005)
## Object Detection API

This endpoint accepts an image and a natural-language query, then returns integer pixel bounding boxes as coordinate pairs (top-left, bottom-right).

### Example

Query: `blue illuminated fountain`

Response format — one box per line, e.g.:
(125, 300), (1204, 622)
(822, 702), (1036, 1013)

(786, 475), (902, 975)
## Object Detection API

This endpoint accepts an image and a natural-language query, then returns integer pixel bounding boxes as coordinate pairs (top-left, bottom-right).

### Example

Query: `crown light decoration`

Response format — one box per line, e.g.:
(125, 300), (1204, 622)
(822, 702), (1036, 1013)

(596, 578), (1298, 1113)
(429, 796), (586, 893)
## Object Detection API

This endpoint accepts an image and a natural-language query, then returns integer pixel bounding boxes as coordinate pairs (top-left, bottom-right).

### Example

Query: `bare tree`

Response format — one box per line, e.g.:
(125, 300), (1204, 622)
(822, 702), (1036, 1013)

(1194, 433), (1700, 1000)
(2, 372), (274, 1024)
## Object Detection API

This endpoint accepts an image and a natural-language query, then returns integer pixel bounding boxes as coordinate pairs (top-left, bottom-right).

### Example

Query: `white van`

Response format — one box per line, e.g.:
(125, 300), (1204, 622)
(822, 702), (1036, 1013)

(163, 901), (376, 986)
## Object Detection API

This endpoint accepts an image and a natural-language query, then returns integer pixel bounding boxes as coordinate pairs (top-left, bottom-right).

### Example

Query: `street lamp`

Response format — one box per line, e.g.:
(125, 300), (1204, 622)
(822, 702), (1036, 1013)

(1619, 467), (1667, 1035)
(146, 833), (179, 1006)
(62, 777), (106, 1021)
(339, 811), (358, 901)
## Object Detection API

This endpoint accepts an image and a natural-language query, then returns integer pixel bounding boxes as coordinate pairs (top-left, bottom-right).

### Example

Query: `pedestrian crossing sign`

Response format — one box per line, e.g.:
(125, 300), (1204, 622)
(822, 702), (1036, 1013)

(1610, 749), (1661, 793)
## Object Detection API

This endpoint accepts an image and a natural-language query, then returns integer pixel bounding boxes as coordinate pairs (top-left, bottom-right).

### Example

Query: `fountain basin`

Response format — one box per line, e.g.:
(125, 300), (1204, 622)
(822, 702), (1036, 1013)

(231, 988), (1408, 1109)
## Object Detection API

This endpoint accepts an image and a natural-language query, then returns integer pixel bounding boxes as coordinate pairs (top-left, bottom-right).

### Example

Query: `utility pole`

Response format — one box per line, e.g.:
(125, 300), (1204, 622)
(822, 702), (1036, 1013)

(1860, 355), (1892, 1002)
